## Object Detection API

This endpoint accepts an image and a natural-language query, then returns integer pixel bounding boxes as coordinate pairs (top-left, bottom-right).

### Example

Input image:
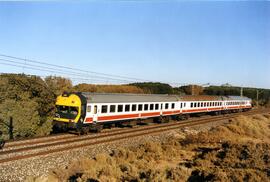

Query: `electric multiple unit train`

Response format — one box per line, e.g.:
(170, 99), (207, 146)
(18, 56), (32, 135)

(53, 92), (252, 133)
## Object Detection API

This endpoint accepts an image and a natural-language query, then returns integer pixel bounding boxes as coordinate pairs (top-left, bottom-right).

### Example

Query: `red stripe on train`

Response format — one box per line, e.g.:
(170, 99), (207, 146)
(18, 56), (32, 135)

(141, 112), (160, 117)
(98, 113), (139, 121)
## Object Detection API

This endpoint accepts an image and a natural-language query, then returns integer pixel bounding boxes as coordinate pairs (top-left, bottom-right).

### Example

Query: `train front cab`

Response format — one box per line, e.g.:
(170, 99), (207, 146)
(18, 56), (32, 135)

(53, 92), (87, 131)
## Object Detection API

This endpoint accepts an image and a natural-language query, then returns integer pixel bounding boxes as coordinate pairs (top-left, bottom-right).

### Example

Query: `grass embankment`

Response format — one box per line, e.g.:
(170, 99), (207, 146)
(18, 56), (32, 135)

(30, 114), (270, 182)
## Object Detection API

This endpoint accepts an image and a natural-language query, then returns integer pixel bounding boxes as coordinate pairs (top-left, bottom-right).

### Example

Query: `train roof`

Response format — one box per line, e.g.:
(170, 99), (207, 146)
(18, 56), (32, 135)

(226, 96), (252, 101)
(81, 92), (181, 103)
(180, 95), (223, 101)
(78, 92), (251, 103)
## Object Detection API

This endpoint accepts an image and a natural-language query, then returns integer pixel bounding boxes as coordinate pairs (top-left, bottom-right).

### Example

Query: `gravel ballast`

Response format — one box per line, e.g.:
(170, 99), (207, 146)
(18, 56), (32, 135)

(0, 119), (229, 182)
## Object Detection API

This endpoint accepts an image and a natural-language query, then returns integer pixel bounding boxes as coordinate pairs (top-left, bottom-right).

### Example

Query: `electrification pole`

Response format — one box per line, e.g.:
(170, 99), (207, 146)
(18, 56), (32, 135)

(240, 87), (243, 97)
(257, 90), (259, 107)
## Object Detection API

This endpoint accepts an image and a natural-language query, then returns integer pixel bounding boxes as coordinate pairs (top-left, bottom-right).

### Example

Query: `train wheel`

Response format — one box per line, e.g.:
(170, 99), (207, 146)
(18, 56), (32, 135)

(94, 124), (103, 133)
(156, 116), (170, 123)
(81, 127), (89, 135)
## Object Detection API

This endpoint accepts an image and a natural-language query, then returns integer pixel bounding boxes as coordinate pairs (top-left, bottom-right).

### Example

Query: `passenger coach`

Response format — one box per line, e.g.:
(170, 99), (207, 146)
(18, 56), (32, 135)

(53, 92), (252, 133)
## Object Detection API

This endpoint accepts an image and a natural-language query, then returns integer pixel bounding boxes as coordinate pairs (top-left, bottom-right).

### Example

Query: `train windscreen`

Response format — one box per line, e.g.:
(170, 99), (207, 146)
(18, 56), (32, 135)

(56, 105), (78, 120)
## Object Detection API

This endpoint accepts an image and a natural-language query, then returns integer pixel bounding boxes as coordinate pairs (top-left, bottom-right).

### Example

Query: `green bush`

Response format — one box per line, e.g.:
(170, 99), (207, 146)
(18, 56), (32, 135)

(0, 74), (55, 138)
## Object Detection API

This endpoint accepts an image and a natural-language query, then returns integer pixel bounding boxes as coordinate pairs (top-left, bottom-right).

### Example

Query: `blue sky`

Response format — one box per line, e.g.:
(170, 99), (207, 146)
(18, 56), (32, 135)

(0, 1), (269, 88)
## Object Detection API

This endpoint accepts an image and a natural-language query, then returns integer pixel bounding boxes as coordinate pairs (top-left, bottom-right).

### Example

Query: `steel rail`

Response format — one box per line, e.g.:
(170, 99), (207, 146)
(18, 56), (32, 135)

(0, 109), (268, 164)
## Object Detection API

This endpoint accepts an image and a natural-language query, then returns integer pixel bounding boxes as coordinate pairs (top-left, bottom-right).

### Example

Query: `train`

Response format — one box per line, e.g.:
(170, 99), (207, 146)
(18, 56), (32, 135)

(53, 92), (252, 133)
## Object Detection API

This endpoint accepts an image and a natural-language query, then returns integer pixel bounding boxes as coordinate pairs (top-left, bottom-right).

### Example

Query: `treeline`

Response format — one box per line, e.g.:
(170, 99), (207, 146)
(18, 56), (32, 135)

(0, 73), (269, 139)
(204, 86), (270, 106)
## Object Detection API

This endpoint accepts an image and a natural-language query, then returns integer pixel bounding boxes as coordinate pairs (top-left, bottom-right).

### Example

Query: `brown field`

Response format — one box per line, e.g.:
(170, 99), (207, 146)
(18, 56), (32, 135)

(29, 114), (270, 182)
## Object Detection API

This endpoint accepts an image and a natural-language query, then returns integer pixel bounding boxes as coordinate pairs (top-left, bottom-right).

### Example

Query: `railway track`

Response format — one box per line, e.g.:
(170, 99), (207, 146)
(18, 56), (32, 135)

(0, 109), (268, 164)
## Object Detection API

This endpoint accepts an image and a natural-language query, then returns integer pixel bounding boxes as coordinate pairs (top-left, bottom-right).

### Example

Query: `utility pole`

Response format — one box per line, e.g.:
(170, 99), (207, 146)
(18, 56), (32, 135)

(9, 117), (14, 140)
(257, 90), (259, 107)
(240, 87), (243, 97)
(0, 117), (14, 140)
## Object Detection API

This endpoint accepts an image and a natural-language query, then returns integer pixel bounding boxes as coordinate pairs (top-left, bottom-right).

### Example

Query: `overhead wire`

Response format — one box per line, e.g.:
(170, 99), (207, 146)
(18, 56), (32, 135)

(0, 53), (190, 86)
(0, 58), (131, 83)
(0, 53), (153, 82)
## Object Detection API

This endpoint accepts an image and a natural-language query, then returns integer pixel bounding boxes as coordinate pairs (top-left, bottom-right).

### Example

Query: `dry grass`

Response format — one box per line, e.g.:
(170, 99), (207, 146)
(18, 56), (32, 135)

(28, 114), (270, 182)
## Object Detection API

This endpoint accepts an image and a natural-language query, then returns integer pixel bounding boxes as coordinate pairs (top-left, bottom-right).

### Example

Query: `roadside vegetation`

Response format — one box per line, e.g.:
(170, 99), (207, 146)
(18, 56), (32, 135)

(28, 114), (270, 182)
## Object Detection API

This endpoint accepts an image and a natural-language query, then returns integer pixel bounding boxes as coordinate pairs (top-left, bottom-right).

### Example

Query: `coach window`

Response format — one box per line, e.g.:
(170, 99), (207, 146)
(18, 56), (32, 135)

(110, 105), (116, 113)
(201, 102), (203, 107)
(144, 104), (149, 111)
(172, 103), (175, 109)
(198, 102), (200, 107)
(191, 103), (193, 108)
(138, 104), (143, 111)
(87, 105), (91, 113)
(180, 103), (183, 108)
(125, 105), (130, 112)
(94, 105), (98, 114)
(101, 105), (108, 113)
(132, 104), (137, 112)
(155, 103), (159, 110)
(194, 103), (197, 107)
(150, 104), (154, 110)
(165, 103), (169, 109)
(118, 105), (123, 112)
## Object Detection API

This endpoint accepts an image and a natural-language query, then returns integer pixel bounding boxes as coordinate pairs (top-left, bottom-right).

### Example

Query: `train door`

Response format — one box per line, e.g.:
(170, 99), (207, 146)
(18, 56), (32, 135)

(160, 103), (163, 115)
(93, 105), (98, 122)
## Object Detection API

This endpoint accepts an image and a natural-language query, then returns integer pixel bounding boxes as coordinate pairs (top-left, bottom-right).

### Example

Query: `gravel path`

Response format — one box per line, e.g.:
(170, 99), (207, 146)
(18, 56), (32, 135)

(0, 118), (229, 182)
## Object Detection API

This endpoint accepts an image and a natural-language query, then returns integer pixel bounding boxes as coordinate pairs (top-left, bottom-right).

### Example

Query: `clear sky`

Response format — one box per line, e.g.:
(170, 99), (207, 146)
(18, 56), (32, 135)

(0, 1), (269, 88)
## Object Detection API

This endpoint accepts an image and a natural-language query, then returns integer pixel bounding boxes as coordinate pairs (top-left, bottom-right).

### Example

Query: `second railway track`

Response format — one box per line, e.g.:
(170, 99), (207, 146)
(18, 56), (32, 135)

(0, 109), (269, 165)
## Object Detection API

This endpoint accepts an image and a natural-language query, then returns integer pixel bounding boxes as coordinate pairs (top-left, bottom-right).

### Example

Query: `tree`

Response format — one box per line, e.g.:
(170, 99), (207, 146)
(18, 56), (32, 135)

(180, 85), (204, 95)
(74, 84), (145, 94)
(0, 74), (55, 138)
(45, 76), (73, 96)
(0, 98), (41, 138)
(130, 82), (173, 94)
